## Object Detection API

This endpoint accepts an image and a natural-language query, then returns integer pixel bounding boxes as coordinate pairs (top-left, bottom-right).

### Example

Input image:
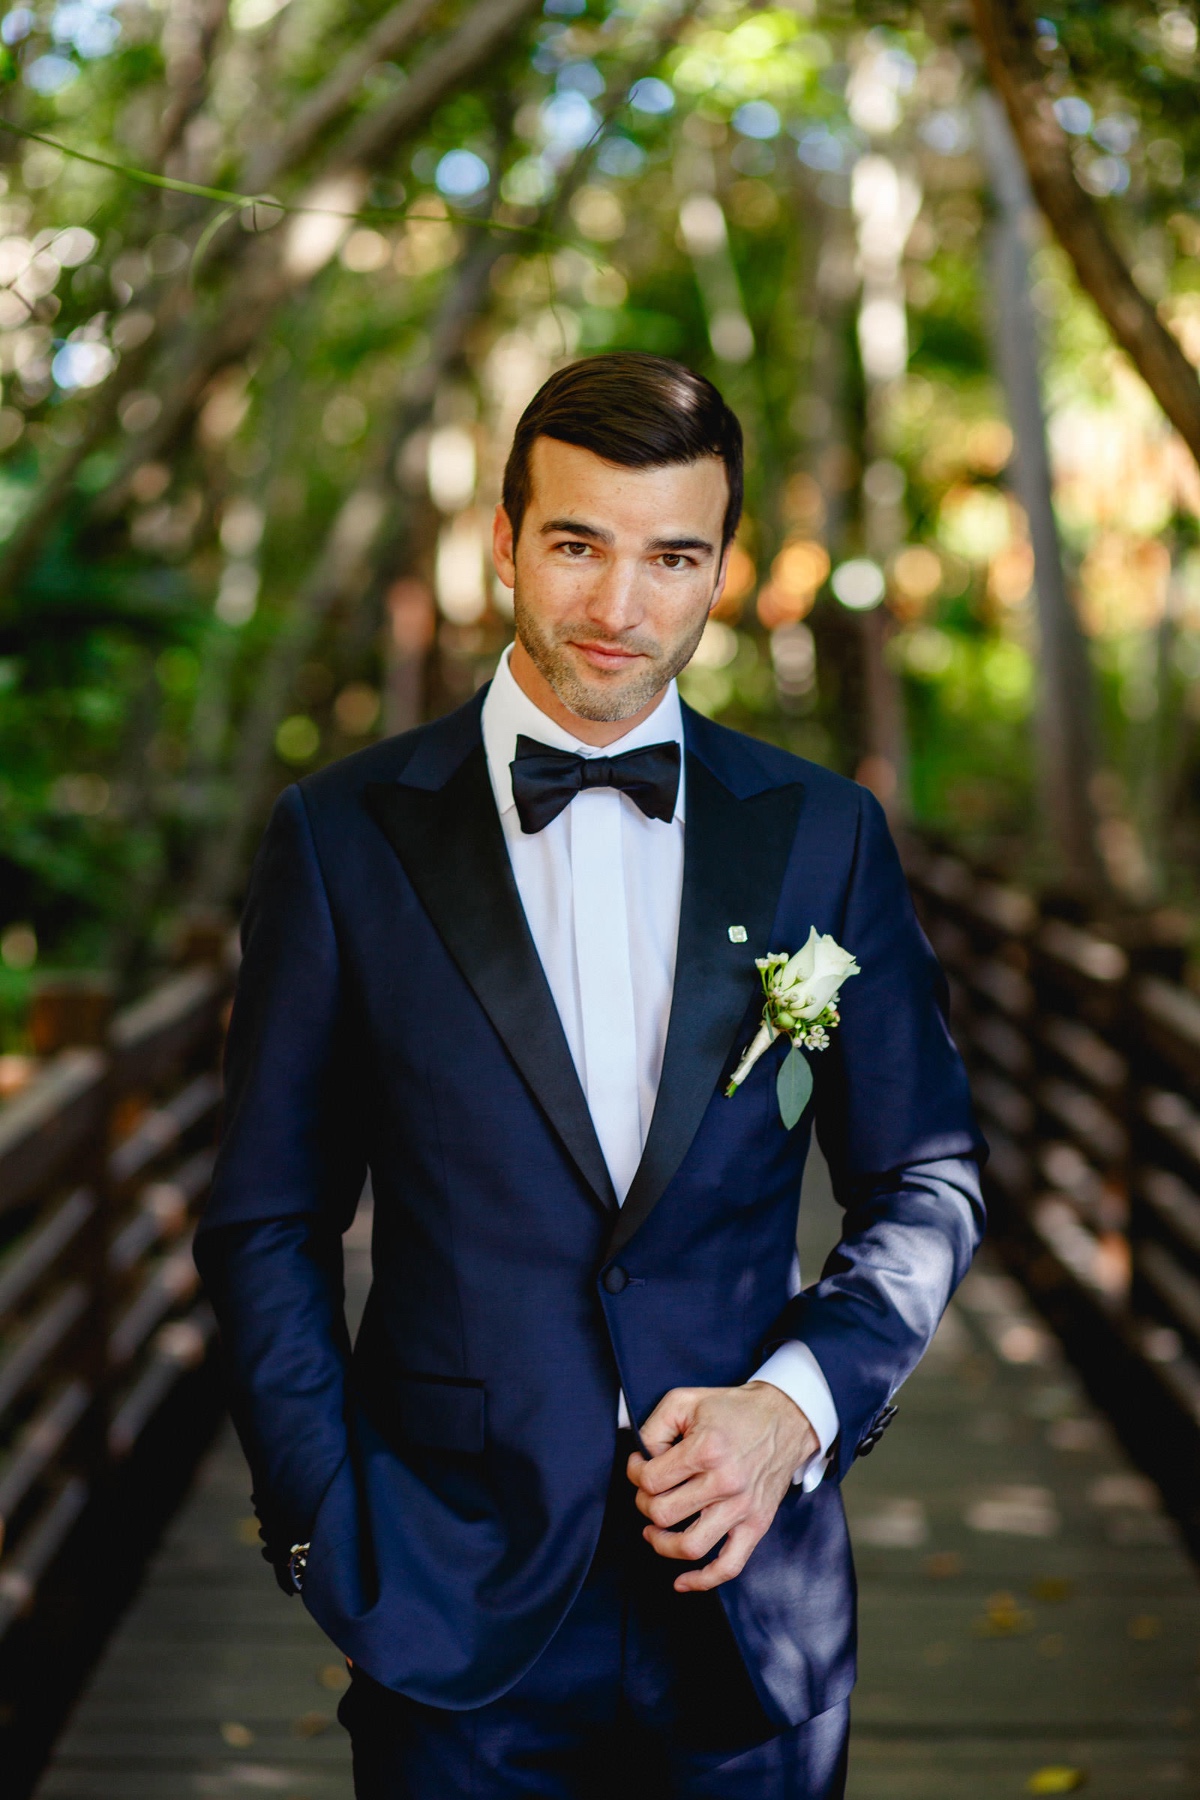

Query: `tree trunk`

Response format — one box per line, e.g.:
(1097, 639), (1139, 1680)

(971, 0), (1200, 471)
(975, 91), (1107, 896)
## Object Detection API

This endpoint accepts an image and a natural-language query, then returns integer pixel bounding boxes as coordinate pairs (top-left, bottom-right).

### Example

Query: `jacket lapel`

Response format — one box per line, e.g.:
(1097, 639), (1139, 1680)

(364, 743), (617, 1216)
(607, 749), (805, 1257)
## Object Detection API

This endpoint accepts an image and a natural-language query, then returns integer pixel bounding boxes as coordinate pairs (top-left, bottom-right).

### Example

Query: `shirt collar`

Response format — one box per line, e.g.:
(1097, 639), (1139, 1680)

(481, 644), (685, 822)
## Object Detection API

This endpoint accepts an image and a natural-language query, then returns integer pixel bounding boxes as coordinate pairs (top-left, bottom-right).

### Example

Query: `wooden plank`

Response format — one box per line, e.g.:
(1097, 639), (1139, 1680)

(1136, 974), (1200, 1086)
(0, 1056), (107, 1218)
(0, 1191), (95, 1319)
(0, 1381), (91, 1531)
(108, 971), (225, 1093)
(107, 1077), (221, 1190)
(1037, 921), (1127, 986)
(107, 1236), (200, 1370)
(33, 1167), (1200, 1800)
(0, 1283), (89, 1418)
(0, 1480), (90, 1640)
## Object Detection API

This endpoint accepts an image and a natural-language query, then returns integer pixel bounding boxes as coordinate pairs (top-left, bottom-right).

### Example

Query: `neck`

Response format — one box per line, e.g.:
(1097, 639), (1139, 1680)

(508, 637), (669, 748)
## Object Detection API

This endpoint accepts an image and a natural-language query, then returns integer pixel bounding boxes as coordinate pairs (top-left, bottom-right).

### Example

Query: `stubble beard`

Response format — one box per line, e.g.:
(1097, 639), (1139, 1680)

(512, 582), (710, 724)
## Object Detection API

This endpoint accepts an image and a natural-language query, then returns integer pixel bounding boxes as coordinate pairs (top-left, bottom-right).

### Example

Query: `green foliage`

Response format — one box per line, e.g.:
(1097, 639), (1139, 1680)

(2, 0), (1200, 1034)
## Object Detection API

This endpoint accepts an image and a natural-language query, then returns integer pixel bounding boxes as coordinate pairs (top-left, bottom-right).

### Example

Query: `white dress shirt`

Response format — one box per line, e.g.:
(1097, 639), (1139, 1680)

(481, 647), (837, 1488)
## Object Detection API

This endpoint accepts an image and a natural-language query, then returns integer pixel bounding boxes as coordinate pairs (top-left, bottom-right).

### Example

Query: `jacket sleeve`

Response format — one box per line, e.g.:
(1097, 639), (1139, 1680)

(766, 785), (987, 1481)
(194, 783), (366, 1573)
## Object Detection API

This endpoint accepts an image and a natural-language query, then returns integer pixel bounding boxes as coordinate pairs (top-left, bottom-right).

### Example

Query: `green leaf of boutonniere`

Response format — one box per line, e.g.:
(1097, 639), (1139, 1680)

(776, 1045), (813, 1130)
(726, 930), (858, 1116)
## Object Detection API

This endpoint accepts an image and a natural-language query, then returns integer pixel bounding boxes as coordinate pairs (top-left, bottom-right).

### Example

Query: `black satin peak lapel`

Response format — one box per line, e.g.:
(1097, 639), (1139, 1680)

(607, 756), (805, 1256)
(364, 749), (617, 1215)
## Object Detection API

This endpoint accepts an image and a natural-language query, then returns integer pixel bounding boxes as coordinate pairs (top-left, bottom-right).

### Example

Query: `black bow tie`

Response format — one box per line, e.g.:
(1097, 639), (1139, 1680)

(510, 734), (682, 835)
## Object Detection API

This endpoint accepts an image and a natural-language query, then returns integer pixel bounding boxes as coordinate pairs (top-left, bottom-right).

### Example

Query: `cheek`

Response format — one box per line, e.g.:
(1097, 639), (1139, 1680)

(644, 578), (713, 641)
(519, 556), (598, 612)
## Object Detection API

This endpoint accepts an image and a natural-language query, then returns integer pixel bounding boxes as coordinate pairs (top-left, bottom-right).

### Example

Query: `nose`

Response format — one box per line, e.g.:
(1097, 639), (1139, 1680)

(582, 555), (644, 634)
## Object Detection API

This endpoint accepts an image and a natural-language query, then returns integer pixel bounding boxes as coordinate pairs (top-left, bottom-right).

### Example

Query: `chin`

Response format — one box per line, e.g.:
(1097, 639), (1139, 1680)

(562, 687), (648, 725)
(553, 666), (659, 724)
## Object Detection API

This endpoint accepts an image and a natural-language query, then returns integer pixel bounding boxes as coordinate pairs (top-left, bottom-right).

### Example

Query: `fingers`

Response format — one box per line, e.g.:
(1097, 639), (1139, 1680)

(642, 1497), (742, 1565)
(633, 1468), (730, 1528)
(629, 1414), (730, 1499)
(628, 1440), (692, 1495)
(637, 1387), (702, 1459)
(672, 1523), (761, 1593)
(627, 1438), (698, 1494)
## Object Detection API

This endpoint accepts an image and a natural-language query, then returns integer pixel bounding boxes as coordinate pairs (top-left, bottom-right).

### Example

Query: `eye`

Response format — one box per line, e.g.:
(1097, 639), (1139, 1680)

(555, 540), (594, 558)
(658, 553), (694, 571)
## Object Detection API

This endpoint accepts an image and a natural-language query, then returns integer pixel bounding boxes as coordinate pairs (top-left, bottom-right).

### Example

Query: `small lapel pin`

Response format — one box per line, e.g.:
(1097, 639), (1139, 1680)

(728, 925), (748, 943)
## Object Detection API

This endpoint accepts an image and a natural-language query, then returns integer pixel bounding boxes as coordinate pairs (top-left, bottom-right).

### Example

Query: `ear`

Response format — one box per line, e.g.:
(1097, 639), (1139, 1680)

(492, 503), (516, 589)
(709, 542), (733, 614)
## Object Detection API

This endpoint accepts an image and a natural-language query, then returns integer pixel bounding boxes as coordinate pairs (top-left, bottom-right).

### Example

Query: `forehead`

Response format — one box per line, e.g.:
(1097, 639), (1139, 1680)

(526, 436), (728, 534)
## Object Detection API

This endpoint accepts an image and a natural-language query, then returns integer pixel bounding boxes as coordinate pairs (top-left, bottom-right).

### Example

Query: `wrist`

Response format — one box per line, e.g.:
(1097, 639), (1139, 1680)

(745, 1379), (819, 1464)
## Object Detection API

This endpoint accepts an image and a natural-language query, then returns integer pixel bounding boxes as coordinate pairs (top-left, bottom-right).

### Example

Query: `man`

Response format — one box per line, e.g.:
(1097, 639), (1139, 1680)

(195, 352), (985, 1798)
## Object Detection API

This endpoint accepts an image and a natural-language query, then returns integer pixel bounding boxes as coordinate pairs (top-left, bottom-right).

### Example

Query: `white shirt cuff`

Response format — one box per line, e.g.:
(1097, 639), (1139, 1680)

(751, 1340), (839, 1491)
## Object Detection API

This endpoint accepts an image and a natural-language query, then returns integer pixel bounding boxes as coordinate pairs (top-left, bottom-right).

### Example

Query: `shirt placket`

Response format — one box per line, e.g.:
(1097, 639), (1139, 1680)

(569, 787), (641, 1205)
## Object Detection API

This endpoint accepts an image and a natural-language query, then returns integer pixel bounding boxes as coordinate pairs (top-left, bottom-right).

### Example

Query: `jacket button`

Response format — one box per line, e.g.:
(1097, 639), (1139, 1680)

(603, 1265), (629, 1294)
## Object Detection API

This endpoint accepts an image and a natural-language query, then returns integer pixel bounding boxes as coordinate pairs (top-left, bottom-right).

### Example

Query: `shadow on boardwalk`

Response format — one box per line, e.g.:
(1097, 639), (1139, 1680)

(36, 1158), (1200, 1799)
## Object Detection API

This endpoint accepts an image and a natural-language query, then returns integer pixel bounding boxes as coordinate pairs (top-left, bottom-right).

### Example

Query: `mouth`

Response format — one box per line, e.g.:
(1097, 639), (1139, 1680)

(568, 639), (646, 674)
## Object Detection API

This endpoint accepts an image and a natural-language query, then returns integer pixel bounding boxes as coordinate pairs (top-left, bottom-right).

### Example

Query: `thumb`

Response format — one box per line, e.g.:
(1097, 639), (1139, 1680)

(637, 1387), (700, 1460)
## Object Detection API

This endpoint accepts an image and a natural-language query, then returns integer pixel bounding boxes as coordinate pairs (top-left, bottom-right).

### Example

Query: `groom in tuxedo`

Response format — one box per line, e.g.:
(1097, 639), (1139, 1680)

(195, 352), (984, 1798)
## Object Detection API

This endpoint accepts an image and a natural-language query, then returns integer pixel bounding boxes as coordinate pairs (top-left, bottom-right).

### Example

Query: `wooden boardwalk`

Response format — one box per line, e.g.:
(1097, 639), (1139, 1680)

(36, 1161), (1200, 1799)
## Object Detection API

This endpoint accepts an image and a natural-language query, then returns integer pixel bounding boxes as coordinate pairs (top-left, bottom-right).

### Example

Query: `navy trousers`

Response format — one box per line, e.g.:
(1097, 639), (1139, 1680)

(338, 1438), (850, 1799)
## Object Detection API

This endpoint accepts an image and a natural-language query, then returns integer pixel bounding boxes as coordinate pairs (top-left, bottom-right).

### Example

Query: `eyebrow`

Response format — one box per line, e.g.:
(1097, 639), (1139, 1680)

(540, 517), (615, 544)
(646, 534), (715, 556)
(540, 518), (715, 557)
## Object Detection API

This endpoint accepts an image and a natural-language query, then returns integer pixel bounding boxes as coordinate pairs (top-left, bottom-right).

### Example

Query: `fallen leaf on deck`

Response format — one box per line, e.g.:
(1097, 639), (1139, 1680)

(973, 1591), (1034, 1637)
(1030, 1576), (1074, 1603)
(1026, 1766), (1087, 1793)
(220, 1721), (255, 1747)
(292, 1711), (332, 1738)
(318, 1662), (350, 1691)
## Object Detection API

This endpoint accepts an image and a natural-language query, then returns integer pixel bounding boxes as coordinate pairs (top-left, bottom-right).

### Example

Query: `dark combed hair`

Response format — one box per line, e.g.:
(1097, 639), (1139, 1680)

(502, 352), (743, 549)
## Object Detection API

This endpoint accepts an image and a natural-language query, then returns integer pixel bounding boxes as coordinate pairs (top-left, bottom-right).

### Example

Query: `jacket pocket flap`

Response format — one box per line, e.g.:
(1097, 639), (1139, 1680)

(396, 1372), (485, 1454)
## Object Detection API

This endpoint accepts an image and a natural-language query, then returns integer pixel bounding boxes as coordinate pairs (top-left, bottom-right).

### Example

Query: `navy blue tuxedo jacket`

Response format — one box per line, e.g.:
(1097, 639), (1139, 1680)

(194, 690), (985, 1729)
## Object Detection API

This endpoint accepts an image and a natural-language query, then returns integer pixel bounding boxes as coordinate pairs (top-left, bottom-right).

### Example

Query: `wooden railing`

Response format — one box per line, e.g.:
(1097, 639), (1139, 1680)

(904, 838), (1200, 1543)
(4, 843), (1199, 1640)
(0, 951), (233, 1644)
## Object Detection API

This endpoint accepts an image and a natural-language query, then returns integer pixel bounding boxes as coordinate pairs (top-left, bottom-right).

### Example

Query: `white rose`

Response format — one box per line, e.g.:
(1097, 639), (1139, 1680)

(771, 926), (860, 1020)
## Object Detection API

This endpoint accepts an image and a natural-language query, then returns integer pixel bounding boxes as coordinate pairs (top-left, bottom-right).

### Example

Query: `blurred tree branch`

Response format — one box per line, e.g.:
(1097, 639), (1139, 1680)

(245, 0), (443, 190)
(0, 0), (544, 599)
(971, 0), (1200, 468)
(192, 5), (698, 900)
(156, 0), (231, 169)
(190, 225), (503, 904)
(94, 0), (546, 507)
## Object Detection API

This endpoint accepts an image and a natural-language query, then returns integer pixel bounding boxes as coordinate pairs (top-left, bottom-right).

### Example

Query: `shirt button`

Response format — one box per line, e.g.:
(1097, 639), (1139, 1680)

(602, 1266), (629, 1294)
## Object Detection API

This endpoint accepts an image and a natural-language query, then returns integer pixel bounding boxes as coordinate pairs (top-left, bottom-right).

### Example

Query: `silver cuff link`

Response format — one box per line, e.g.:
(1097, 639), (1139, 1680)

(288, 1542), (310, 1593)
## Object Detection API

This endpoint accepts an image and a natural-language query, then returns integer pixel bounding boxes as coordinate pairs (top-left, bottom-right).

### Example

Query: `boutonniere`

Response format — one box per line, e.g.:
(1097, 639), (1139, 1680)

(725, 927), (861, 1128)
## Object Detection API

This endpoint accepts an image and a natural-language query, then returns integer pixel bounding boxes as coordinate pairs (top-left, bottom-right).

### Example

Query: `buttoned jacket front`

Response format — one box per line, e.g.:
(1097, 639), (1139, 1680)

(194, 689), (985, 1728)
